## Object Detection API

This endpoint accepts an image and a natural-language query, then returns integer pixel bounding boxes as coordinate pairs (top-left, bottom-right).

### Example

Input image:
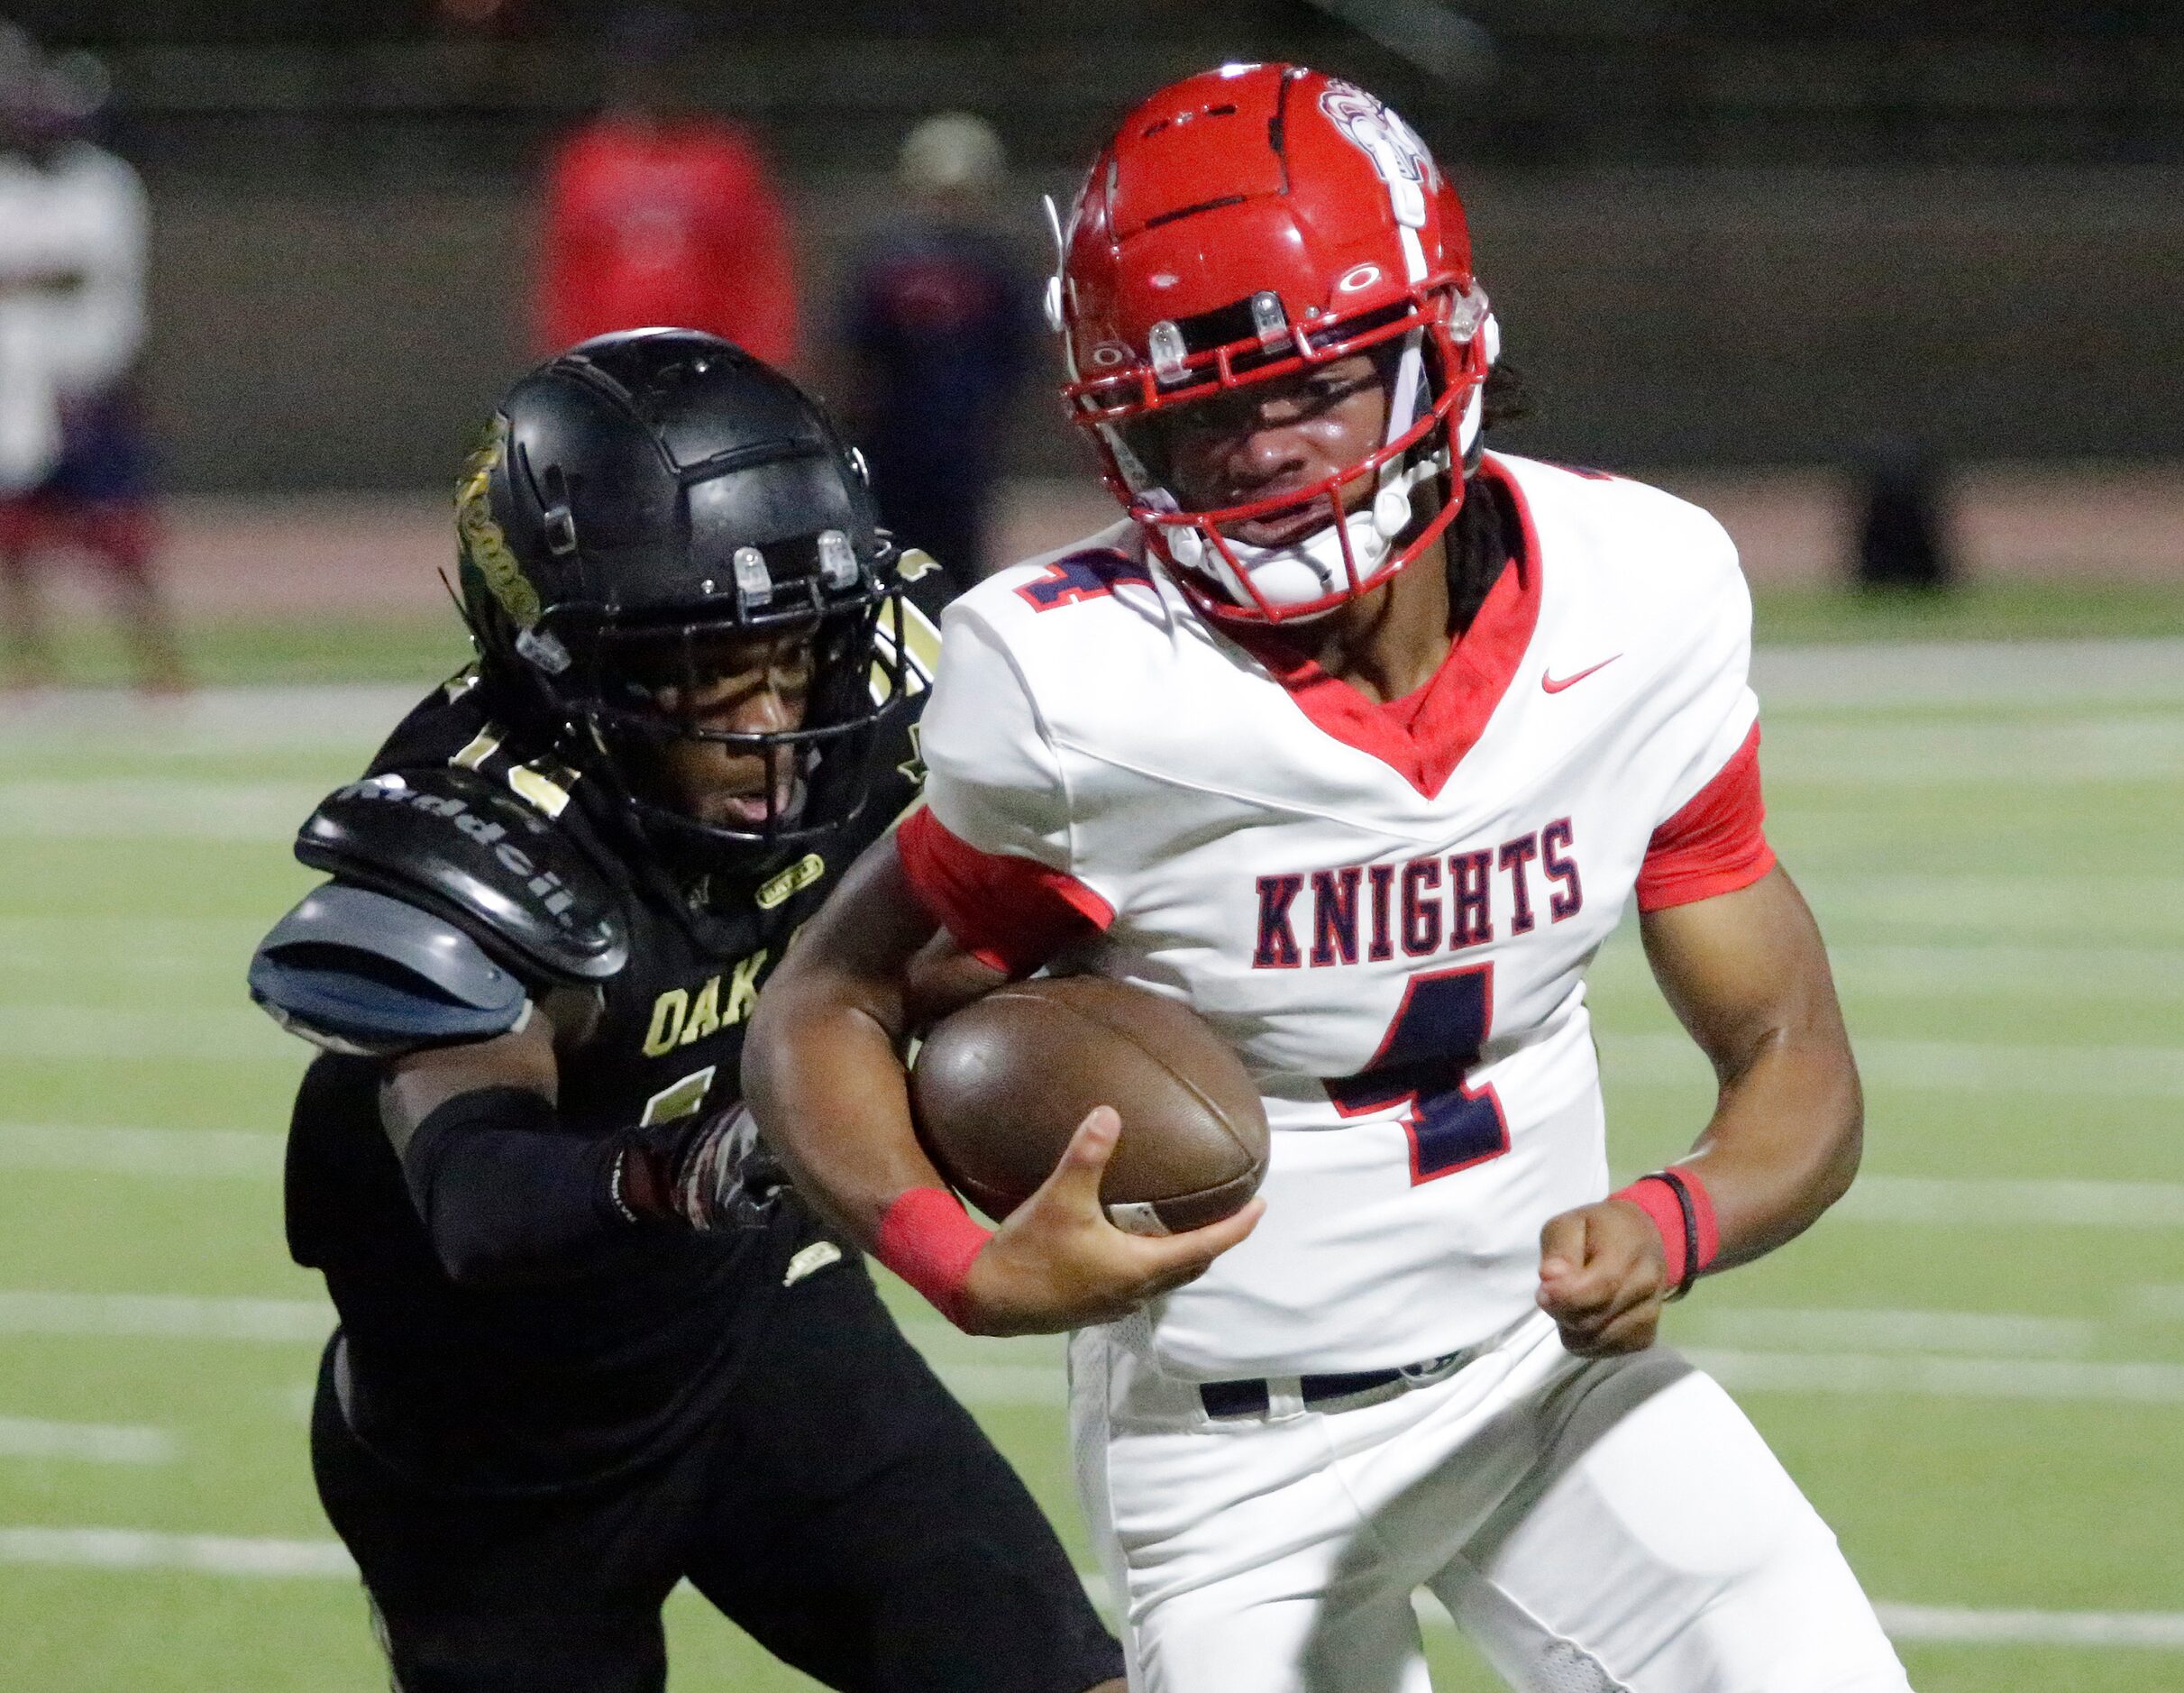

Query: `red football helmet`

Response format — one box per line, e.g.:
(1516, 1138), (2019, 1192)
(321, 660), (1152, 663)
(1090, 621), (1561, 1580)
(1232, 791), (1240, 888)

(1054, 63), (1495, 624)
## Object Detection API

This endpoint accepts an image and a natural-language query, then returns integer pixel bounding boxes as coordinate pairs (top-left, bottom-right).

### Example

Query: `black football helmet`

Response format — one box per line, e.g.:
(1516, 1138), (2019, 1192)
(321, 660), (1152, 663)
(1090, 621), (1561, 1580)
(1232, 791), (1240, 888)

(455, 329), (908, 863)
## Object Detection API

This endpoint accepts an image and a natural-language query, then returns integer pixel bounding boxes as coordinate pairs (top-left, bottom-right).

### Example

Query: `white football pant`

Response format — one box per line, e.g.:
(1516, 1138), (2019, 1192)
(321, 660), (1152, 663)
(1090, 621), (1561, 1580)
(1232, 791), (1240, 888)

(1070, 1310), (1914, 1693)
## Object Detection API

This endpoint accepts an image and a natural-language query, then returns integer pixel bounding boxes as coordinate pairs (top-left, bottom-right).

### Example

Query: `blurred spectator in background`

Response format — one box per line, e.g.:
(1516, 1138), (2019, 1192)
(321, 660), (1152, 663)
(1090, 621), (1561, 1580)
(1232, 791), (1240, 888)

(535, 4), (796, 366)
(0, 24), (181, 692)
(835, 112), (1037, 590)
(1854, 440), (1956, 592)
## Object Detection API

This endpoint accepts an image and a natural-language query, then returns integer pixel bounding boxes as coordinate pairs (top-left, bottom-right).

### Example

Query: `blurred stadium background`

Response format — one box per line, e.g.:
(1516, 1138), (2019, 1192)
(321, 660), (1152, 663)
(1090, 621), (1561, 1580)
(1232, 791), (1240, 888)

(1, 2), (2180, 1689)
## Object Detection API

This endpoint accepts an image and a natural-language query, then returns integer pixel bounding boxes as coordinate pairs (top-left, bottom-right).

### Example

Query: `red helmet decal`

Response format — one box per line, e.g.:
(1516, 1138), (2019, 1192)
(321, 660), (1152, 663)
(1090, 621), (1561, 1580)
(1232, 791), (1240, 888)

(1316, 78), (1438, 235)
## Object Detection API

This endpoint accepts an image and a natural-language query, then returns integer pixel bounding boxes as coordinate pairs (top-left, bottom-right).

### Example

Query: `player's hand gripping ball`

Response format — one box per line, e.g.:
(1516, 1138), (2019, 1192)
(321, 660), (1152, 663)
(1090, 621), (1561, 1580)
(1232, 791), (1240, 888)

(910, 976), (1270, 1234)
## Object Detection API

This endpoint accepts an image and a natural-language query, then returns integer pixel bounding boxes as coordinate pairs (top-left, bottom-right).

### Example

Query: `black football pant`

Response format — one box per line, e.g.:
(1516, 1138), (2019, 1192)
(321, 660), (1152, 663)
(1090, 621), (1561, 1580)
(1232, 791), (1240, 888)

(311, 1255), (1120, 1693)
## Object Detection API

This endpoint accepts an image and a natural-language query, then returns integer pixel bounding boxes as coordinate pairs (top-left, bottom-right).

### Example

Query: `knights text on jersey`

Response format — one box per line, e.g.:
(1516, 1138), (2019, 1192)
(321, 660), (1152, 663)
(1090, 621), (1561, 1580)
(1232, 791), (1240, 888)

(897, 453), (1772, 1379)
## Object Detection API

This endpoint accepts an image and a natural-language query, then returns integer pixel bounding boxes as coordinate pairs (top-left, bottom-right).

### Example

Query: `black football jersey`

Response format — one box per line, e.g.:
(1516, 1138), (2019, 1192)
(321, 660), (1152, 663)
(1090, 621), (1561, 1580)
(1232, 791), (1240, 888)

(285, 567), (946, 1493)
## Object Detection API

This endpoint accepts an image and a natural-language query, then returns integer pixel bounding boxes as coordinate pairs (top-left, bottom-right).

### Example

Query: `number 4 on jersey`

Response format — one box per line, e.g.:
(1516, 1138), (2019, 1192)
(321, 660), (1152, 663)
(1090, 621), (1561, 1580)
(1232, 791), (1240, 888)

(1325, 964), (1509, 1184)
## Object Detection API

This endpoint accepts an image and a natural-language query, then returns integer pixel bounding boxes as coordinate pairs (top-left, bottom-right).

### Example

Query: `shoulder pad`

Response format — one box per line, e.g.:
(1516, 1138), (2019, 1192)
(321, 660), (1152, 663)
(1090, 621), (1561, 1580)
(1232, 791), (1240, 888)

(897, 545), (957, 623)
(294, 766), (628, 985)
(249, 883), (530, 1057)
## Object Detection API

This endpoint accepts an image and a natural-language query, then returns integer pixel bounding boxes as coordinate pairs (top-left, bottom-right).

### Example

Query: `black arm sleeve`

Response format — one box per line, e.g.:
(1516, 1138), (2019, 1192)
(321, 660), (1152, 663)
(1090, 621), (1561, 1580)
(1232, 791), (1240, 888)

(398, 1087), (744, 1287)
(400, 1087), (636, 1287)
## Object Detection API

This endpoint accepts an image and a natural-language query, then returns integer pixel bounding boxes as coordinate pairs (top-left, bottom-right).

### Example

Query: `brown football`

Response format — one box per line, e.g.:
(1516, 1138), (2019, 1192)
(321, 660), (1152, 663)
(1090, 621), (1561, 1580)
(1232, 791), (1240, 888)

(909, 975), (1270, 1233)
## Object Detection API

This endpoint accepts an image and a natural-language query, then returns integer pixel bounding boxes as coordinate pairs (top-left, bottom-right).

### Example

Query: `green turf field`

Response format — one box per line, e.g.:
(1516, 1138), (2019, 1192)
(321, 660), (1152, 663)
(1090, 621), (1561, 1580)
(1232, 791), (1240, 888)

(3, 636), (2181, 1690)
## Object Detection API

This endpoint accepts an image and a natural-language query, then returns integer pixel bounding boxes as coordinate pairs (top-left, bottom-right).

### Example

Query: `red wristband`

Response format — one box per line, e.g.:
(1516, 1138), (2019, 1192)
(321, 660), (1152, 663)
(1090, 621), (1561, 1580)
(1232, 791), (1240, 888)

(1611, 1167), (1721, 1295)
(874, 1186), (993, 1329)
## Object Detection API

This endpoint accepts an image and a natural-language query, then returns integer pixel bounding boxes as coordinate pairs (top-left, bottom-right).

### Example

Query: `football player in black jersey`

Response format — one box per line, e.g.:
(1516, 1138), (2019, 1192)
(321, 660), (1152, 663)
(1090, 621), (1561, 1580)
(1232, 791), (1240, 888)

(249, 331), (1124, 1693)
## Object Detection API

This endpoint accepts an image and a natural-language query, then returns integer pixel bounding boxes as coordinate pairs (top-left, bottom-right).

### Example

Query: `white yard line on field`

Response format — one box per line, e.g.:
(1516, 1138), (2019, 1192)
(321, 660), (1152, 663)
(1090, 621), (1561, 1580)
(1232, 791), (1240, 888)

(1825, 946), (2184, 996)
(0, 915), (261, 947)
(0, 1124), (282, 1176)
(1410, 1588), (2184, 1651)
(6, 1004), (2181, 1087)
(1602, 1032), (2184, 1099)
(0, 686), (419, 754)
(1787, 877), (2184, 941)
(0, 781), (324, 840)
(930, 1362), (1070, 1405)
(1759, 714), (2184, 786)
(951, 1352), (2184, 1407)
(0, 1418), (178, 1465)
(5, 1132), (2183, 1244)
(1774, 753), (2184, 786)
(0, 917), (264, 977)
(0, 1525), (355, 1577)
(0, 1292), (330, 1342)
(1686, 1350), (2184, 1403)
(1676, 1308), (2100, 1358)
(1840, 1177), (2184, 1227)
(21, 936), (2184, 1006)
(4, 1522), (2180, 1651)
(9, 1279), (2175, 1378)
(18, 757), (2180, 831)
(1600, 942), (2184, 997)
(35, 935), (2179, 995)
(2131, 1286), (2184, 1321)
(0, 1289), (1060, 1380)
(917, 1349), (2184, 1411)
(1874, 1604), (2184, 1649)
(1807, 916), (2184, 952)
(0, 641), (2171, 756)
(1751, 639), (2184, 708)
(0, 1006), (296, 1063)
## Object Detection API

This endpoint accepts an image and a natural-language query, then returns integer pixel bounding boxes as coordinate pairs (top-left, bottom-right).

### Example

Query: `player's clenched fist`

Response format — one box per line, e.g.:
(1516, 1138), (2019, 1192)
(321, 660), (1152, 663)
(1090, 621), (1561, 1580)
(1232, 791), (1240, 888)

(960, 1107), (1265, 1337)
(1535, 1199), (1672, 1357)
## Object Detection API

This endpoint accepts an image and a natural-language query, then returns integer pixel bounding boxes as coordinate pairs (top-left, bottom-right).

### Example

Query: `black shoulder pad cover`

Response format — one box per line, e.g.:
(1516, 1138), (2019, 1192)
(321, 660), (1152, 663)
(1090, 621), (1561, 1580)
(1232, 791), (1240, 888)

(295, 765), (628, 985)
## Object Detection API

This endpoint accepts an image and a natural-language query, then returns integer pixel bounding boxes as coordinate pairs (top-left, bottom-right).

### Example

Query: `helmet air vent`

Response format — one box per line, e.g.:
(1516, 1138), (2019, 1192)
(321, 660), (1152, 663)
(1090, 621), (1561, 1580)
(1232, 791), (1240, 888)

(1148, 320), (1188, 385)
(1447, 285), (1490, 341)
(733, 545), (774, 606)
(542, 508), (577, 557)
(515, 626), (571, 674)
(538, 463), (579, 556)
(1040, 194), (1069, 334)
(817, 530), (859, 590)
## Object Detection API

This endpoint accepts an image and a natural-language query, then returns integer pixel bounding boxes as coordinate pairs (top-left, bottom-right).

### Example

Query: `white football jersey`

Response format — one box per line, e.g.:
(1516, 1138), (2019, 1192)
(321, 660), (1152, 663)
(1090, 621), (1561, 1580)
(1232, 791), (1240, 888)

(905, 453), (1768, 1379)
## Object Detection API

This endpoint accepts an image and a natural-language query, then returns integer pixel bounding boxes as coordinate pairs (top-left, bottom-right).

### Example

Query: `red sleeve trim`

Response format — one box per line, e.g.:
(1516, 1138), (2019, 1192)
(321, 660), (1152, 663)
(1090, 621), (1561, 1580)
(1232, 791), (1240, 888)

(1635, 722), (1776, 913)
(895, 806), (1114, 978)
(874, 1187), (991, 1329)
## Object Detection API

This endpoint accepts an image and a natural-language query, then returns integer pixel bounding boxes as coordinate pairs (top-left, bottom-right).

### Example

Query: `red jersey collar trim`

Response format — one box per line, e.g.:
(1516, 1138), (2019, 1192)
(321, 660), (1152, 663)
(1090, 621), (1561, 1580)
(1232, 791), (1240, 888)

(1228, 456), (1544, 799)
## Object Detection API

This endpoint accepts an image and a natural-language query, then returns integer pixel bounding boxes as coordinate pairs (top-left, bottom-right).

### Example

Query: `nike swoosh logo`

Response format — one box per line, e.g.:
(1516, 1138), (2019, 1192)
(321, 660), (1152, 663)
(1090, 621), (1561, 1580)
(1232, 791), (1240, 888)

(1542, 655), (1621, 693)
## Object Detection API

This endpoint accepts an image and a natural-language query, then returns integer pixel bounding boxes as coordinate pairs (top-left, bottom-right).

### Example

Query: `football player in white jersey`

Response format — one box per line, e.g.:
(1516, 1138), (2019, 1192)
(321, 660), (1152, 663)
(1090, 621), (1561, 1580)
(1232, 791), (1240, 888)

(747, 63), (1913, 1693)
(0, 28), (180, 691)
